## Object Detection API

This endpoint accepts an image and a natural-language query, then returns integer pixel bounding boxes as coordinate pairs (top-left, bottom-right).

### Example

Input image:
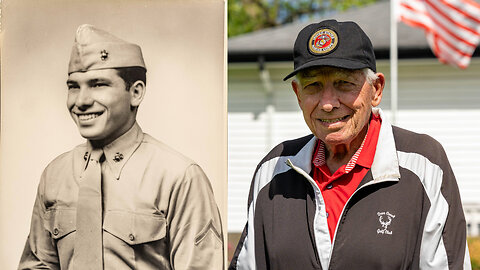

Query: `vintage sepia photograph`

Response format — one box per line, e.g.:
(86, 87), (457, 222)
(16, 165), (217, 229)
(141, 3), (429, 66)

(0, 0), (226, 269)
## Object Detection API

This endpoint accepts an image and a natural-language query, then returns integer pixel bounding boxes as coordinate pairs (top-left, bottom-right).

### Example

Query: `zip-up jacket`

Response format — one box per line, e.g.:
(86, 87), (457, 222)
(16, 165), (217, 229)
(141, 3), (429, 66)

(230, 109), (471, 270)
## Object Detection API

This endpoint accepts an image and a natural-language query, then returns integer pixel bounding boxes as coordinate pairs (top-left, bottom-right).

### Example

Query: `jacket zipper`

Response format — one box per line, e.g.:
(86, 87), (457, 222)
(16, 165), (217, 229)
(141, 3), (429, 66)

(285, 159), (328, 270)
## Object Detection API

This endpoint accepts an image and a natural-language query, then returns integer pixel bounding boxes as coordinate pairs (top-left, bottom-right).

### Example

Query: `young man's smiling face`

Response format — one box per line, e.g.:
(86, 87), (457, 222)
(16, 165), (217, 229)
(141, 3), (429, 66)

(292, 66), (384, 149)
(66, 68), (136, 146)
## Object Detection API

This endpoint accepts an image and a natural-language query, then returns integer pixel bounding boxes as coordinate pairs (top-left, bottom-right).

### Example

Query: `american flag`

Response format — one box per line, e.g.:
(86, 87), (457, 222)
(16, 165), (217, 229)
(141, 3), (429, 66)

(397, 0), (480, 68)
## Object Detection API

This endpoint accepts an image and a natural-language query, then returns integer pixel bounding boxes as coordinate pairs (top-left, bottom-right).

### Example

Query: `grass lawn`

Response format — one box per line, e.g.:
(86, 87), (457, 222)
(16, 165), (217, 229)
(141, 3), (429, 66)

(469, 237), (480, 270)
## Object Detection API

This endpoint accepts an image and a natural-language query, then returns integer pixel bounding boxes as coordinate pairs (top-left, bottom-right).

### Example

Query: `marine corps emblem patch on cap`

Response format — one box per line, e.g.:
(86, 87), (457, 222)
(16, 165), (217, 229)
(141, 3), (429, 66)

(308, 28), (338, 55)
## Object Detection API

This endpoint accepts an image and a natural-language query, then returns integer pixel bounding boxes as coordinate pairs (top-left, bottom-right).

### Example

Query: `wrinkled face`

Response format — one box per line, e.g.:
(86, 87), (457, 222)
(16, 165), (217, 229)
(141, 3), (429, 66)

(292, 67), (383, 148)
(67, 69), (135, 145)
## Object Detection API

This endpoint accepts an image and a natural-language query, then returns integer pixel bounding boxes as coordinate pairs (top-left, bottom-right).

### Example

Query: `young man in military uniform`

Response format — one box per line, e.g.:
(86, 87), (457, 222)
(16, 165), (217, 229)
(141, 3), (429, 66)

(19, 24), (223, 270)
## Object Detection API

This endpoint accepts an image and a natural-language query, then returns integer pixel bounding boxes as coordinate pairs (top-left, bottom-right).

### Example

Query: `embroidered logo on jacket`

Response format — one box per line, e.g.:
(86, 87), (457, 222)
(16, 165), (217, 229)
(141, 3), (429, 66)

(377, 211), (395, 235)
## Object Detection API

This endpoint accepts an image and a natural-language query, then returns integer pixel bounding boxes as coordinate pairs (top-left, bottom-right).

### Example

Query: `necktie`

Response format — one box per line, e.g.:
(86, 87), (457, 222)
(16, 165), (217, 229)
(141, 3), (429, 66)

(74, 148), (104, 269)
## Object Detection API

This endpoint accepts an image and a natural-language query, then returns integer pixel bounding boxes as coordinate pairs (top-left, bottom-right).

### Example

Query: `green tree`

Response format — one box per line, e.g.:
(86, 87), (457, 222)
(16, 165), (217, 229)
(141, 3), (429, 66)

(228, 0), (380, 37)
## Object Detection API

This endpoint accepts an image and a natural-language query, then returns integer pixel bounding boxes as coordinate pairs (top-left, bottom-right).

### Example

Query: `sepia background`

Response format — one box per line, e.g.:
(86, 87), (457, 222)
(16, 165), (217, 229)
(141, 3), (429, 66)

(0, 0), (227, 268)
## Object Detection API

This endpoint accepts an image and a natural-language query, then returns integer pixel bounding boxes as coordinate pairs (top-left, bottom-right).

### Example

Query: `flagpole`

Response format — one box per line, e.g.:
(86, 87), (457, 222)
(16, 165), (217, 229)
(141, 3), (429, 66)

(390, 0), (398, 125)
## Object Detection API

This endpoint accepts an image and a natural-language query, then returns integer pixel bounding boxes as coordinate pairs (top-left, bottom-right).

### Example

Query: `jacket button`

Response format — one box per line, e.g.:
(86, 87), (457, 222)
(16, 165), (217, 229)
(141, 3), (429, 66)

(129, 234), (135, 241)
(53, 228), (59, 236)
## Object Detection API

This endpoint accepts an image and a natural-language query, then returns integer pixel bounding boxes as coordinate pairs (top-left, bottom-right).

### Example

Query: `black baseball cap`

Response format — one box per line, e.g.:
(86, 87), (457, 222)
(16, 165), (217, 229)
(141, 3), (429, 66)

(283, 19), (376, 81)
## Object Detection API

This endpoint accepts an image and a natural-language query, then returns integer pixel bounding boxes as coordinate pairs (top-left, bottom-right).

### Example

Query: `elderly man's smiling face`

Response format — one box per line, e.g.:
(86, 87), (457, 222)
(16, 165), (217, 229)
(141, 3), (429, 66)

(292, 66), (384, 150)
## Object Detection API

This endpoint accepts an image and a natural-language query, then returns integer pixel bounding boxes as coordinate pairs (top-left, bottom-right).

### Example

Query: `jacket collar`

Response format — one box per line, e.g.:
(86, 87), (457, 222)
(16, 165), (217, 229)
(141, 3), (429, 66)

(287, 135), (317, 175)
(369, 108), (400, 183)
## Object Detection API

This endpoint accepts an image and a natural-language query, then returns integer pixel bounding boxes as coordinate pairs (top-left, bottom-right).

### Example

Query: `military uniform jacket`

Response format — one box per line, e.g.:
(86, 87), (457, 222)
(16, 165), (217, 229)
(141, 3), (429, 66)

(19, 123), (224, 270)
(230, 109), (470, 270)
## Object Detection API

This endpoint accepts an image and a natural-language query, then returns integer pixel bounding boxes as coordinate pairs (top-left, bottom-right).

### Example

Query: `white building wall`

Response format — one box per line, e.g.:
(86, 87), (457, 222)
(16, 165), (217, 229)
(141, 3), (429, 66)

(465, 204), (480, 237)
(228, 59), (480, 234)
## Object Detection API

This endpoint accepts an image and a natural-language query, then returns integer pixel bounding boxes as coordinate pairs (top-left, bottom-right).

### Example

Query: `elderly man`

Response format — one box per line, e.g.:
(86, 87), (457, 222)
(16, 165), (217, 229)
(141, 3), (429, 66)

(229, 20), (470, 270)
(19, 25), (223, 270)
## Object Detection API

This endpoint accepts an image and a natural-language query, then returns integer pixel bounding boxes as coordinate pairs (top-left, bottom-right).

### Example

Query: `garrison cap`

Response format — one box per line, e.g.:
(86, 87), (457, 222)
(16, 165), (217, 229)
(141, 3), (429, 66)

(283, 19), (376, 81)
(68, 24), (146, 74)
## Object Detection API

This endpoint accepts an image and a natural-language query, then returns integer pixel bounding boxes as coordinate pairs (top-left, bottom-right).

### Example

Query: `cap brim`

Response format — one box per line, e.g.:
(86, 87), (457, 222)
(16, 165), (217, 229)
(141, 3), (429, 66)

(283, 58), (371, 81)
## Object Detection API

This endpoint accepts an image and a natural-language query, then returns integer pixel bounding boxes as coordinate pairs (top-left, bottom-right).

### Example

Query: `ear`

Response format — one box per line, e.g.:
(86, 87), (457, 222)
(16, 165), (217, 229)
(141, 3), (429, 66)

(129, 80), (146, 107)
(371, 73), (385, 107)
(291, 80), (302, 106)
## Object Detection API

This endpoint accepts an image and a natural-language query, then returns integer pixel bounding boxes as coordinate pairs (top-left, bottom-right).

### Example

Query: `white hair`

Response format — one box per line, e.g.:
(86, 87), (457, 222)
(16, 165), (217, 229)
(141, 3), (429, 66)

(362, 68), (378, 84)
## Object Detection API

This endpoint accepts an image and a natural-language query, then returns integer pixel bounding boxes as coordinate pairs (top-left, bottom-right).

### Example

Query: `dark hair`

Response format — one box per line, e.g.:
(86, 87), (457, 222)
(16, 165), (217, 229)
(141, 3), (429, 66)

(115, 66), (147, 90)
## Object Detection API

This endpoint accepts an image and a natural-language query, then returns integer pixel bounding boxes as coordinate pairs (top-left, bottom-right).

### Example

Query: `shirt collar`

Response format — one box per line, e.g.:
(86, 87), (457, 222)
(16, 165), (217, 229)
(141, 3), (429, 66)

(85, 122), (144, 180)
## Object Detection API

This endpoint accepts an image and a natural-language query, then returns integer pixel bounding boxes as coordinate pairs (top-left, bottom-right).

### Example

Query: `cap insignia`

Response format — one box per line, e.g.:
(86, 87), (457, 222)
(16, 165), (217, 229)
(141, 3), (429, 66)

(308, 28), (338, 55)
(100, 50), (109, 61)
